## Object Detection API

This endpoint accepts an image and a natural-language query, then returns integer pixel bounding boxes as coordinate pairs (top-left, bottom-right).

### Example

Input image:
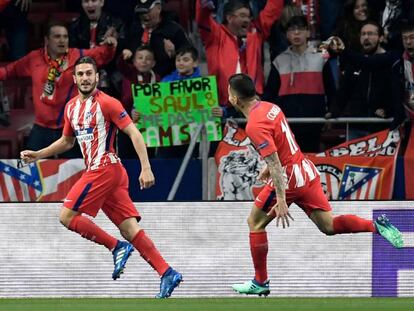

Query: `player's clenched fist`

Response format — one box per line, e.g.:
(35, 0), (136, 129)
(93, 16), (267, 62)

(139, 168), (155, 189)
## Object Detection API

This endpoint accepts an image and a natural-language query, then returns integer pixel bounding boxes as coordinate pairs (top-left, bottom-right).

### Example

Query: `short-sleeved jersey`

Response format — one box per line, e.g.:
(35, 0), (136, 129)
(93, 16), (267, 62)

(63, 90), (132, 170)
(246, 101), (319, 189)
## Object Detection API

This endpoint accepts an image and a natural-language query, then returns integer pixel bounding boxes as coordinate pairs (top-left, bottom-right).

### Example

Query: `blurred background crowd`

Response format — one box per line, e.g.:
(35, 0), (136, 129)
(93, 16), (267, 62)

(1, 0), (414, 159)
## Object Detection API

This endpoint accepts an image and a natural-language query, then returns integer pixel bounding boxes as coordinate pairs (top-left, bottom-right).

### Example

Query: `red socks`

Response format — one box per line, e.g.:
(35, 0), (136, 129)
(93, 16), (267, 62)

(131, 230), (170, 276)
(333, 215), (376, 234)
(250, 231), (268, 284)
(68, 215), (118, 251)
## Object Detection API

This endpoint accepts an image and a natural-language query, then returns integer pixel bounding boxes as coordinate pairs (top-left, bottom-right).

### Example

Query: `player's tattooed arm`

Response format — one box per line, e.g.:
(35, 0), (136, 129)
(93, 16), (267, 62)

(264, 152), (286, 201)
(264, 152), (293, 228)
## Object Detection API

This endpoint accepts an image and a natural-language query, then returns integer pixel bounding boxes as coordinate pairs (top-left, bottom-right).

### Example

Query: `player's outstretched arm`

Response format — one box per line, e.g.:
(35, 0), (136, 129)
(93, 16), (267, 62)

(264, 152), (294, 228)
(122, 123), (155, 190)
(20, 135), (75, 163)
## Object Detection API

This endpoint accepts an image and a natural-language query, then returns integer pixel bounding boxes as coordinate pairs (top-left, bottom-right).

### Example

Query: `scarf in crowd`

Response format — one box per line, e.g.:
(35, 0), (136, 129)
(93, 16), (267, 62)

(137, 70), (157, 83)
(89, 22), (98, 48)
(141, 27), (152, 45)
(41, 49), (68, 103)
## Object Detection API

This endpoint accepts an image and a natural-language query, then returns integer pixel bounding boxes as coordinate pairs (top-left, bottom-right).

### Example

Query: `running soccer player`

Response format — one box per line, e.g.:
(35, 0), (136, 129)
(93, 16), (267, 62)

(20, 56), (182, 298)
(227, 73), (404, 297)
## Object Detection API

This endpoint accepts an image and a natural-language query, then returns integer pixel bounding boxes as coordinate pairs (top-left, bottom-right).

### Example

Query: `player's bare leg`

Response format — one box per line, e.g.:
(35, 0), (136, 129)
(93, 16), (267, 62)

(59, 207), (132, 280)
(310, 210), (404, 248)
(118, 218), (182, 298)
(232, 205), (274, 297)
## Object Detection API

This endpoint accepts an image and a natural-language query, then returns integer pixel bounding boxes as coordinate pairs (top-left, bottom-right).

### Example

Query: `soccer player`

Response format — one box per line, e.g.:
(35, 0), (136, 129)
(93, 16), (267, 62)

(227, 73), (404, 297)
(20, 56), (182, 298)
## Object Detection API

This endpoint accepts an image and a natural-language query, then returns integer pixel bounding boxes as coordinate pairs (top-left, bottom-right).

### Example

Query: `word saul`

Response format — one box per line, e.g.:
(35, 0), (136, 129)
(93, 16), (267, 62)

(132, 76), (222, 147)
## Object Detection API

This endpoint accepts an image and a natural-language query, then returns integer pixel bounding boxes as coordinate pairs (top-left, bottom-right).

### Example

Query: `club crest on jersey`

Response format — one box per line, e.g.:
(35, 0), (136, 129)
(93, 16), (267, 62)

(85, 111), (93, 122)
(75, 127), (94, 142)
(119, 111), (128, 120)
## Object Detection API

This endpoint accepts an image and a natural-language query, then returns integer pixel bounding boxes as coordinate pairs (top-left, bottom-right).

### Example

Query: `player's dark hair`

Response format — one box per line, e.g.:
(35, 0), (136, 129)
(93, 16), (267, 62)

(229, 73), (256, 99)
(45, 20), (68, 37)
(74, 56), (98, 73)
(176, 45), (199, 61)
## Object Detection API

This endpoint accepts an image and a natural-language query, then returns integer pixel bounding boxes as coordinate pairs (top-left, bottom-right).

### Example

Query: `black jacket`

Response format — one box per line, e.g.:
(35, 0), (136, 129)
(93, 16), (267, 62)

(334, 49), (405, 129)
(124, 12), (190, 78)
(69, 12), (126, 51)
(335, 50), (393, 118)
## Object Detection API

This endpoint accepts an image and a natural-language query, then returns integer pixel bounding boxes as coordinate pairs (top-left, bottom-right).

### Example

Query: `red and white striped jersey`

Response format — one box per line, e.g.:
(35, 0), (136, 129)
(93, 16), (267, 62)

(246, 101), (319, 190)
(63, 90), (132, 170)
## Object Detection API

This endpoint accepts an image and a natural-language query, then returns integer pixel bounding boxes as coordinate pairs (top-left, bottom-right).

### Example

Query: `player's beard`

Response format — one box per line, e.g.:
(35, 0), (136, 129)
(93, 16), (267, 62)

(78, 81), (97, 96)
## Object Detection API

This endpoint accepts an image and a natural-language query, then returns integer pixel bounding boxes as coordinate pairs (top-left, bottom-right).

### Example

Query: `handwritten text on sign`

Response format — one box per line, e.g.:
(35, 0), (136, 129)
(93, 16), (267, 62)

(132, 77), (222, 147)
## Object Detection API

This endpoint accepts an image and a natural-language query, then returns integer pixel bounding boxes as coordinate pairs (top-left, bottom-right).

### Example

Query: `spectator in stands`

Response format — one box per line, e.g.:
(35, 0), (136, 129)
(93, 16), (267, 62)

(401, 22), (414, 111)
(0, 21), (117, 158)
(117, 45), (159, 159)
(268, 3), (303, 61)
(379, 0), (404, 50)
(329, 21), (394, 139)
(69, 0), (126, 95)
(161, 45), (201, 82)
(390, 21), (414, 125)
(213, 0), (267, 23)
(319, 0), (345, 40)
(0, 0), (31, 61)
(156, 45), (202, 158)
(263, 16), (336, 152)
(196, 0), (284, 117)
(335, 0), (374, 52)
(69, 0), (124, 49)
(123, 0), (190, 78)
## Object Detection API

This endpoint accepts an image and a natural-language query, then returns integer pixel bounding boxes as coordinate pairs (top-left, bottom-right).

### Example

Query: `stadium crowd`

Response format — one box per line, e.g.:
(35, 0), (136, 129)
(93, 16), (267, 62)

(1, 0), (414, 157)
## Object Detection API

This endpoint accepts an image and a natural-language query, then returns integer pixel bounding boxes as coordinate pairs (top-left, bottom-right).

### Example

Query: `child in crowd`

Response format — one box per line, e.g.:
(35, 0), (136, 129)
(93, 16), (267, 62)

(156, 46), (202, 159)
(161, 45), (201, 82)
(117, 45), (159, 158)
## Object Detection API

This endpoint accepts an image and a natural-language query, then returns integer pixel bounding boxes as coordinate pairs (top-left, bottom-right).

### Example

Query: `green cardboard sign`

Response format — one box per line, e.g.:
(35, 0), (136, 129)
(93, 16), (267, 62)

(132, 76), (222, 147)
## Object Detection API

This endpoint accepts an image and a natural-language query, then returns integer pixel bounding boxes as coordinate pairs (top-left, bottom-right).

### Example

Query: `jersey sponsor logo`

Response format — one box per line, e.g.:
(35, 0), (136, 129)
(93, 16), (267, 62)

(119, 111), (128, 120)
(266, 106), (281, 121)
(75, 127), (94, 143)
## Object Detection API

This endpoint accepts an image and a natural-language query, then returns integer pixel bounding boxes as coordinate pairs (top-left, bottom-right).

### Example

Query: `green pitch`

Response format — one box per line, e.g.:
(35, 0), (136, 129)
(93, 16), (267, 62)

(1, 298), (413, 311)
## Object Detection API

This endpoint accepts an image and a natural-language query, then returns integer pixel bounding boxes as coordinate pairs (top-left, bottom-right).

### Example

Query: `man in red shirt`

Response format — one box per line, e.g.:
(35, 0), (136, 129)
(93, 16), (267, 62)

(20, 56), (182, 298)
(227, 74), (404, 296)
(196, 0), (283, 116)
(0, 21), (116, 157)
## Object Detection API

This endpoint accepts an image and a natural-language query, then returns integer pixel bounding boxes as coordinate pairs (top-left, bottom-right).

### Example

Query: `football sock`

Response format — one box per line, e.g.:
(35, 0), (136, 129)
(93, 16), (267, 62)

(250, 231), (268, 284)
(333, 215), (376, 234)
(68, 215), (118, 250)
(131, 230), (170, 276)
